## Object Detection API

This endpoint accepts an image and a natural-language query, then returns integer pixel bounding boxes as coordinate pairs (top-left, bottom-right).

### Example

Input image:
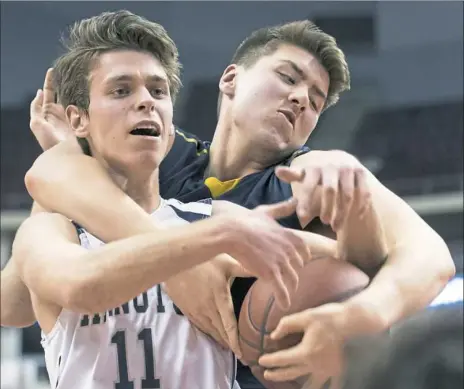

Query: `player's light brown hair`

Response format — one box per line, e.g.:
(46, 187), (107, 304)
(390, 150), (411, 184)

(218, 20), (350, 116)
(52, 10), (182, 155)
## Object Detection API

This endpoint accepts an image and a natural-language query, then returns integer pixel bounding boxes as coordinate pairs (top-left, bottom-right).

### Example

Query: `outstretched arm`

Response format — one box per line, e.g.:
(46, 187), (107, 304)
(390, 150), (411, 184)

(14, 212), (236, 314)
(340, 169), (455, 336)
(288, 151), (454, 330)
(14, 200), (309, 315)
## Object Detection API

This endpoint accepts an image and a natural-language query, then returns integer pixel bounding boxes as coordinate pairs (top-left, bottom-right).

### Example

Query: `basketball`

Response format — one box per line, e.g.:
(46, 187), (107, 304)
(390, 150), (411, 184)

(238, 256), (370, 389)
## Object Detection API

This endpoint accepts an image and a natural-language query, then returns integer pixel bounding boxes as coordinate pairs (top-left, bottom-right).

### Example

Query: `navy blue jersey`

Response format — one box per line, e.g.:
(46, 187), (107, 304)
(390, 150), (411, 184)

(160, 128), (309, 228)
(159, 128), (310, 388)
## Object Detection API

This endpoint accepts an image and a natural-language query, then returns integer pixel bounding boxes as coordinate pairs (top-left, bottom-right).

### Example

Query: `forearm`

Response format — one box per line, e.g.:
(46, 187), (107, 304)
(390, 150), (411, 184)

(340, 237), (455, 338)
(25, 140), (156, 241)
(1, 260), (35, 328)
(46, 217), (233, 313)
(337, 200), (388, 277)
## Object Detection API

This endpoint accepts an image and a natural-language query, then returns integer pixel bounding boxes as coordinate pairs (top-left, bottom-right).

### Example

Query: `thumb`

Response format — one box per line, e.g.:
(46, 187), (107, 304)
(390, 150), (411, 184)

(227, 259), (254, 278)
(30, 89), (44, 118)
(275, 166), (305, 184)
(217, 255), (254, 278)
(255, 197), (298, 220)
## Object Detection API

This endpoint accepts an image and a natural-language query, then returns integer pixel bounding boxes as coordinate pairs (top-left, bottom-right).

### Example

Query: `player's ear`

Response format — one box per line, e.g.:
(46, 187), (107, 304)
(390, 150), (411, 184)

(66, 105), (89, 138)
(219, 64), (238, 98)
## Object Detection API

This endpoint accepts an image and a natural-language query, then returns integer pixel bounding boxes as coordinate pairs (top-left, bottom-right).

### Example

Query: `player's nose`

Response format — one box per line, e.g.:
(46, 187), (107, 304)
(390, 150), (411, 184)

(289, 87), (309, 113)
(136, 88), (156, 112)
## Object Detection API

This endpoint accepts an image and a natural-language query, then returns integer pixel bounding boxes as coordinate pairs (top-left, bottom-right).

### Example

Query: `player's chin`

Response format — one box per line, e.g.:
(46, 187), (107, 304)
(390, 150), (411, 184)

(265, 127), (293, 154)
(126, 149), (165, 171)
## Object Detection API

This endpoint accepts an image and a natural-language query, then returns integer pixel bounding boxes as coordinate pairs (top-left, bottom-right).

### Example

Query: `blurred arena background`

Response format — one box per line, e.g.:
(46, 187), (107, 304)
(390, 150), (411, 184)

(1, 2), (462, 388)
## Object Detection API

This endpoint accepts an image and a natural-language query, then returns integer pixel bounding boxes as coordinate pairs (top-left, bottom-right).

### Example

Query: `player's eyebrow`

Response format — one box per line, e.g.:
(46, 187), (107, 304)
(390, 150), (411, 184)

(280, 60), (327, 101)
(104, 74), (168, 85)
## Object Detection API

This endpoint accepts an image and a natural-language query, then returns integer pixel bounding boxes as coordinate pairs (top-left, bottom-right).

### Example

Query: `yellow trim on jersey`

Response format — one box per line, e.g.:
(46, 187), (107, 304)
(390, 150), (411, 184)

(175, 129), (208, 155)
(204, 177), (241, 198)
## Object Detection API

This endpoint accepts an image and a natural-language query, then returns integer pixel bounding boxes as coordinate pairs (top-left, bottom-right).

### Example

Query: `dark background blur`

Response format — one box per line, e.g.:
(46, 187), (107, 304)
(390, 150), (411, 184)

(0, 2), (462, 388)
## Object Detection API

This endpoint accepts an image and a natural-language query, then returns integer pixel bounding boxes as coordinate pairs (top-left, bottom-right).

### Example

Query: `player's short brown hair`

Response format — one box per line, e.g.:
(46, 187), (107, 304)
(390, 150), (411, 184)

(52, 10), (182, 155)
(54, 10), (182, 109)
(218, 20), (350, 115)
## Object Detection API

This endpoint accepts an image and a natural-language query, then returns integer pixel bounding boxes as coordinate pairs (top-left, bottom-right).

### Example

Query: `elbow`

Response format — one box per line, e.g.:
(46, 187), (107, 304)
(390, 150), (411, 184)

(438, 250), (456, 285)
(428, 235), (456, 291)
(24, 163), (48, 201)
(24, 154), (66, 201)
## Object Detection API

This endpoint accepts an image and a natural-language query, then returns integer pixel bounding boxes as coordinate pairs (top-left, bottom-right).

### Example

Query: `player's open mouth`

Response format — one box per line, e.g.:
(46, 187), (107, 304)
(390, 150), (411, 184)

(130, 128), (160, 137)
(278, 110), (296, 128)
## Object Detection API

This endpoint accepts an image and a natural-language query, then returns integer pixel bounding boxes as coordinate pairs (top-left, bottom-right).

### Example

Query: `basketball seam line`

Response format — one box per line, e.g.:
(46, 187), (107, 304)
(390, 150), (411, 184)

(259, 295), (276, 358)
(247, 286), (273, 335)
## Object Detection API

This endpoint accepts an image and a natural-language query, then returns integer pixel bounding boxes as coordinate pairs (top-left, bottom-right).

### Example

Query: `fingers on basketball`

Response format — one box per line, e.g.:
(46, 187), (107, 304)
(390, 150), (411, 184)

(216, 291), (242, 358)
(271, 269), (291, 310)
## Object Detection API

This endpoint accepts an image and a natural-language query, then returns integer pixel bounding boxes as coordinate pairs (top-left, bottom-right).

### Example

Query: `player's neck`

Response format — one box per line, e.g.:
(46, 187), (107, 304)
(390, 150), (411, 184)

(208, 117), (266, 181)
(107, 166), (161, 214)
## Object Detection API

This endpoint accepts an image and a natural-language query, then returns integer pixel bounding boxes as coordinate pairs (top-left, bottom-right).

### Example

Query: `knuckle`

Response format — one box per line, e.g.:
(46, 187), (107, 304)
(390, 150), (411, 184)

(224, 322), (237, 333)
(339, 166), (351, 175)
(311, 165), (322, 176)
(272, 263), (282, 278)
(263, 264), (276, 280)
(324, 184), (336, 194)
(342, 190), (353, 201)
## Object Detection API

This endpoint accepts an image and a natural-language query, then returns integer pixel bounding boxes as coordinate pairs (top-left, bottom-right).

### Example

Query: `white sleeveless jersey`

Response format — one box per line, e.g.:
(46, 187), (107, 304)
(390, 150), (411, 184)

(41, 198), (240, 389)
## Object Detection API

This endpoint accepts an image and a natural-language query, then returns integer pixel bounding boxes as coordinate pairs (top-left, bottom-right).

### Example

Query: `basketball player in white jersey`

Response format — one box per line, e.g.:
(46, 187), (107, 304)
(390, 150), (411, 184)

(10, 11), (329, 389)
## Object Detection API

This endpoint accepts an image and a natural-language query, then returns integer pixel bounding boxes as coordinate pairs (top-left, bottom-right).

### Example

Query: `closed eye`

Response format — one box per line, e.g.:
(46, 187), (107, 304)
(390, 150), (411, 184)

(310, 98), (318, 111)
(278, 72), (296, 85)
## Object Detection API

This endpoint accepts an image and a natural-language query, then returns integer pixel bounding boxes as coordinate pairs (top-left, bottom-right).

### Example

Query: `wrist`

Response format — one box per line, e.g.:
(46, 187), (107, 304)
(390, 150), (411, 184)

(210, 215), (241, 252)
(338, 299), (389, 340)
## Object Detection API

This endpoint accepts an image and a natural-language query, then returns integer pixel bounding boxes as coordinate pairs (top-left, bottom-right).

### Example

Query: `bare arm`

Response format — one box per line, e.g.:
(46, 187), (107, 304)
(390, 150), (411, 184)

(340, 171), (455, 337)
(1, 202), (48, 327)
(25, 140), (160, 241)
(289, 151), (455, 336)
(13, 212), (236, 314)
(1, 260), (34, 327)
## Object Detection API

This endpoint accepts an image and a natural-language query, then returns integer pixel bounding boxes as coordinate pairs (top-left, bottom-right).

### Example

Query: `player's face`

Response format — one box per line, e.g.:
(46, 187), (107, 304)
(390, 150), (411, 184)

(79, 50), (173, 174)
(225, 44), (329, 156)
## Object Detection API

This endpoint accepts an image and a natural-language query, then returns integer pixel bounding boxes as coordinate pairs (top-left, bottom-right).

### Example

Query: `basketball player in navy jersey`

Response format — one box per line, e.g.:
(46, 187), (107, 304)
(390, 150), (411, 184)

(3, 19), (455, 388)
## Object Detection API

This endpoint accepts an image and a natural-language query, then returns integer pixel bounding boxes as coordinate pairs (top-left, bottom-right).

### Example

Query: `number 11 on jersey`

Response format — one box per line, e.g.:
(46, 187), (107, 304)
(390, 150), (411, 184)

(112, 328), (161, 389)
